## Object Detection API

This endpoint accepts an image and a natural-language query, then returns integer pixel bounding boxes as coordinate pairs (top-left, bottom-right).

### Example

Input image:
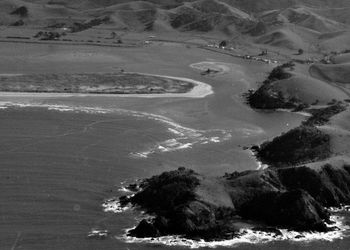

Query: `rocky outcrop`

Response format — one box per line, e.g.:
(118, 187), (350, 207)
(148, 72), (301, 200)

(239, 189), (329, 231)
(119, 103), (350, 241)
(120, 164), (350, 241)
(278, 165), (350, 207)
(126, 168), (237, 240)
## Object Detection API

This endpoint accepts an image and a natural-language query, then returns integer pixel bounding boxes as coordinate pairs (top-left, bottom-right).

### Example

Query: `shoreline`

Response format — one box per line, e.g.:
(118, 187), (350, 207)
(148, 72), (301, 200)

(120, 214), (348, 248)
(0, 73), (213, 99)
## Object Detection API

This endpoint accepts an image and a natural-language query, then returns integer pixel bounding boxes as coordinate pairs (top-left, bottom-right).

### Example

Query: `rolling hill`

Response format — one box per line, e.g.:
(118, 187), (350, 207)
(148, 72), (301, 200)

(0, 0), (349, 53)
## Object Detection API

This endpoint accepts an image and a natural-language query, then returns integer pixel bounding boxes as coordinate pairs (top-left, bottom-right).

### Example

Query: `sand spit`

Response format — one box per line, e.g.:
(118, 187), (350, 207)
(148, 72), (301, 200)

(119, 215), (348, 249)
(0, 72), (213, 98)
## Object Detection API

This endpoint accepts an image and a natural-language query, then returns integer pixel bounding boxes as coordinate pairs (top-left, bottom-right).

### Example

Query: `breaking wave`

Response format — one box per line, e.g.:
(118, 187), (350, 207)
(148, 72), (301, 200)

(0, 101), (232, 156)
(119, 215), (349, 248)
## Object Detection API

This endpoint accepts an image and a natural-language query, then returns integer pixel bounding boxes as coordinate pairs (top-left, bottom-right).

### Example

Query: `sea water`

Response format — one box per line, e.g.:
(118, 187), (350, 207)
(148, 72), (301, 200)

(1, 105), (350, 250)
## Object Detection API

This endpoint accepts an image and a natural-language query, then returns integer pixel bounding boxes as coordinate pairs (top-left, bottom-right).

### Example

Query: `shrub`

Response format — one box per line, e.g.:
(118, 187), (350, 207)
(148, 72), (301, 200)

(11, 6), (28, 17)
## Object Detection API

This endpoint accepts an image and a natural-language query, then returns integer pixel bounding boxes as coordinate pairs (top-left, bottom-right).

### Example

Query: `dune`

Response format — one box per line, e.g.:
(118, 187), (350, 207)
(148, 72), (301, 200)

(310, 63), (350, 84)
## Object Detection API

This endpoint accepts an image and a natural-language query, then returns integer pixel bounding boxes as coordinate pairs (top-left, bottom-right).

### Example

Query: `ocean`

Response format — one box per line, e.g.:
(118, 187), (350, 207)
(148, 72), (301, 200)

(1, 103), (350, 250)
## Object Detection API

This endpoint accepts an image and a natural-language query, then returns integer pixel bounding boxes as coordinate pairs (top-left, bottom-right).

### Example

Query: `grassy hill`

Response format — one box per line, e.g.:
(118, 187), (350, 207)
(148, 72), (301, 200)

(0, 0), (349, 53)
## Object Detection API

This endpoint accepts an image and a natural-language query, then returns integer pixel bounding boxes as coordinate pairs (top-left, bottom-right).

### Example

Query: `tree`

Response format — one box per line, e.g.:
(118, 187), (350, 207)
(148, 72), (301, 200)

(219, 40), (227, 48)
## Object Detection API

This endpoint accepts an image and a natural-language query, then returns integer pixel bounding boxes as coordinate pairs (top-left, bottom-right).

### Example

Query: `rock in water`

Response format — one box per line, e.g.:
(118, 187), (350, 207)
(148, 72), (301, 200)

(128, 219), (160, 238)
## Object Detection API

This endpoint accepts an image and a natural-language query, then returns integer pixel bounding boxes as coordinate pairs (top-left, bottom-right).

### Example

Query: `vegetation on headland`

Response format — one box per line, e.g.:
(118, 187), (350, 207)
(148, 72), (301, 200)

(120, 164), (350, 241)
(246, 62), (308, 110)
(303, 102), (347, 126)
(256, 125), (331, 166)
(255, 103), (347, 166)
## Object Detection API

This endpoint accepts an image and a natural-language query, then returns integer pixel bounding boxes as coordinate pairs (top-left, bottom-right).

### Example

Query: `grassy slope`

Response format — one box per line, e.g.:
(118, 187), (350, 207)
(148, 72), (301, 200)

(310, 63), (350, 84)
(271, 73), (348, 105)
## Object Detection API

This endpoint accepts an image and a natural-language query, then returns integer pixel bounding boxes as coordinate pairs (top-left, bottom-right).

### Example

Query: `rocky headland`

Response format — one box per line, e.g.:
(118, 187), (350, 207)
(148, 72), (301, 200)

(116, 102), (350, 242)
(119, 164), (350, 241)
(246, 62), (306, 110)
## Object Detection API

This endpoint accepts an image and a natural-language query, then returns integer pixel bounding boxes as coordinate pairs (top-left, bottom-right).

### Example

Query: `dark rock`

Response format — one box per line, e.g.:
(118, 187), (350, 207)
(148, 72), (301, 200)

(128, 219), (160, 238)
(127, 183), (139, 192)
(119, 195), (130, 207)
(240, 189), (329, 232)
(278, 166), (350, 207)
(130, 168), (200, 213)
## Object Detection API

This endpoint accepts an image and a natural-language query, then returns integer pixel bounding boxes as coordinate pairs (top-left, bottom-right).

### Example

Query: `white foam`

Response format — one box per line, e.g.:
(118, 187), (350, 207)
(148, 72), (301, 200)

(120, 216), (349, 248)
(128, 110), (231, 157)
(256, 161), (269, 170)
(237, 127), (265, 137)
(209, 137), (220, 143)
(168, 128), (185, 136)
(276, 108), (312, 117)
(329, 205), (350, 212)
(0, 102), (232, 157)
(102, 197), (132, 213)
(129, 152), (151, 159)
(118, 187), (133, 193)
(87, 229), (109, 239)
